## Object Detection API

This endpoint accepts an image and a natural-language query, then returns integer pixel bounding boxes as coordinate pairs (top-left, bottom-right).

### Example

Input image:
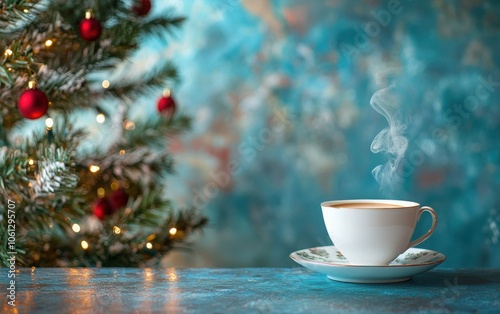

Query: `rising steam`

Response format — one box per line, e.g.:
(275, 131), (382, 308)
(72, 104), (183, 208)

(370, 85), (408, 193)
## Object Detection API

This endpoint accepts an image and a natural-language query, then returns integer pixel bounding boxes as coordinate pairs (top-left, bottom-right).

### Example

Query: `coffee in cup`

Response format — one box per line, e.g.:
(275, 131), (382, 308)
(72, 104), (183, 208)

(321, 199), (437, 266)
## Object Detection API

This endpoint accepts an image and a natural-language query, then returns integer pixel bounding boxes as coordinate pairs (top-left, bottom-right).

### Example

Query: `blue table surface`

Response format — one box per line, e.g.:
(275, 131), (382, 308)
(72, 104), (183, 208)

(2, 267), (500, 313)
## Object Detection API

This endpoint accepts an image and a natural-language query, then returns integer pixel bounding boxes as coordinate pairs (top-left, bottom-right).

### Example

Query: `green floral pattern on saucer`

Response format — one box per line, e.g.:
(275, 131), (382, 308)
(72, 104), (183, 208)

(292, 246), (445, 266)
(392, 251), (443, 265)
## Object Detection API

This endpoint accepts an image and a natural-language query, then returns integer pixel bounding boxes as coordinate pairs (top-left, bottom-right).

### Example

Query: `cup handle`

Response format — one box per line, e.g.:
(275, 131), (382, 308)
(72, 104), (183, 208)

(406, 206), (438, 250)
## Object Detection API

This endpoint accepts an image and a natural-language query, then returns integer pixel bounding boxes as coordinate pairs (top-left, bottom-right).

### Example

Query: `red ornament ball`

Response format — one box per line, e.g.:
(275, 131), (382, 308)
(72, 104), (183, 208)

(109, 188), (129, 210)
(157, 95), (176, 117)
(133, 0), (152, 16)
(79, 17), (102, 41)
(18, 88), (49, 120)
(92, 198), (113, 220)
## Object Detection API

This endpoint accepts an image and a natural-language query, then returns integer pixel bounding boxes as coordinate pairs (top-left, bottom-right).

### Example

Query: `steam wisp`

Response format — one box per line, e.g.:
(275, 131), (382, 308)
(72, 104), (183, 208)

(370, 86), (408, 193)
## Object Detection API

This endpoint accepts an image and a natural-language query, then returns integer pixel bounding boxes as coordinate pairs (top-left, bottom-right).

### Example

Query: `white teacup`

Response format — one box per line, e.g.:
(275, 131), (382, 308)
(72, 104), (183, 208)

(321, 199), (438, 266)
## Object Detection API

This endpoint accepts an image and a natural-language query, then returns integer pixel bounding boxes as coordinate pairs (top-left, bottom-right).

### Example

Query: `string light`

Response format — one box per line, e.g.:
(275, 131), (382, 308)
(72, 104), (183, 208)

(81, 240), (89, 250)
(110, 181), (119, 191)
(119, 150), (126, 155)
(97, 188), (105, 198)
(113, 226), (121, 234)
(96, 113), (105, 123)
(23, 9), (29, 13)
(45, 39), (53, 47)
(28, 159), (34, 165)
(45, 118), (54, 129)
(89, 165), (100, 173)
(124, 120), (135, 130)
(72, 224), (81, 233)
(4, 48), (13, 57)
(146, 242), (153, 249)
(122, 179), (130, 189)
(169, 227), (177, 236)
(102, 80), (110, 89)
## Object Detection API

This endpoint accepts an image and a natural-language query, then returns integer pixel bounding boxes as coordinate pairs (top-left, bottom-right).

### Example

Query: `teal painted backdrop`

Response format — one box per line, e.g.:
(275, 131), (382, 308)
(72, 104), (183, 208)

(137, 0), (500, 267)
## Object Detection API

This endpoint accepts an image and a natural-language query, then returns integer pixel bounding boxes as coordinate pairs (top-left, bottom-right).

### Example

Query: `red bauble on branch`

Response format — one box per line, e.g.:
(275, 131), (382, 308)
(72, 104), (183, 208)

(157, 90), (176, 117)
(79, 10), (102, 41)
(92, 198), (113, 220)
(18, 83), (49, 120)
(133, 0), (152, 16)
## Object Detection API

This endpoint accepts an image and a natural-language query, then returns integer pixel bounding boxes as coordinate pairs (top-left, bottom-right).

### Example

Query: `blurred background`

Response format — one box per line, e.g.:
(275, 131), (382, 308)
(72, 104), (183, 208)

(122, 0), (499, 267)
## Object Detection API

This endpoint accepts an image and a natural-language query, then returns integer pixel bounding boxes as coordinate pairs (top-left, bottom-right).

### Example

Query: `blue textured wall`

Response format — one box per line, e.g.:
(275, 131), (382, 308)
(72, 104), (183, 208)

(145, 0), (500, 267)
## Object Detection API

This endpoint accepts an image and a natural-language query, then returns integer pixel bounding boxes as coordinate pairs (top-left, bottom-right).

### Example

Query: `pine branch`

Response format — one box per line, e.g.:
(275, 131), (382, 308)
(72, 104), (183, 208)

(77, 115), (190, 188)
(0, 33), (40, 87)
(104, 61), (179, 101)
(0, 147), (29, 199)
(138, 13), (185, 38)
(31, 147), (79, 196)
(0, 0), (43, 33)
(118, 115), (192, 148)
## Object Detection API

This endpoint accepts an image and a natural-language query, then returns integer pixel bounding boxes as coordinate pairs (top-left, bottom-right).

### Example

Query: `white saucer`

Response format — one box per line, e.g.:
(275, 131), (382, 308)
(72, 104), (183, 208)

(290, 246), (446, 283)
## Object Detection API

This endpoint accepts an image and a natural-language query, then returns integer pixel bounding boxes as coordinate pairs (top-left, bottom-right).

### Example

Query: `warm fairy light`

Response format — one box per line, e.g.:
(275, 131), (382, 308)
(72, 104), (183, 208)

(96, 113), (105, 123)
(113, 226), (121, 234)
(72, 224), (81, 233)
(24, 9), (29, 13)
(4, 48), (13, 56)
(28, 158), (34, 165)
(122, 180), (130, 189)
(110, 181), (119, 191)
(81, 240), (89, 250)
(89, 165), (100, 173)
(102, 80), (110, 89)
(146, 242), (153, 249)
(119, 150), (126, 155)
(45, 118), (54, 129)
(45, 39), (53, 47)
(124, 120), (135, 130)
(162, 88), (171, 97)
(97, 188), (105, 198)
(169, 227), (178, 236)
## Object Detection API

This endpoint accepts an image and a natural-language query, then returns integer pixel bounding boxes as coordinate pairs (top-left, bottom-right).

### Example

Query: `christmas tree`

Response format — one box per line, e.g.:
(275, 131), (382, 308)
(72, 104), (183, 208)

(0, 0), (207, 267)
